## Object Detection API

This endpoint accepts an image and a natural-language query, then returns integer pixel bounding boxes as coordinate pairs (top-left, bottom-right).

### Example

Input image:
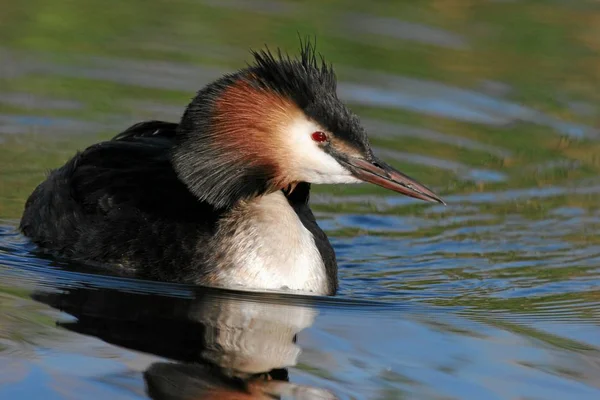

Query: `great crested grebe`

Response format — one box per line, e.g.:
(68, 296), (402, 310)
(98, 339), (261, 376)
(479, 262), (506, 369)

(20, 42), (444, 296)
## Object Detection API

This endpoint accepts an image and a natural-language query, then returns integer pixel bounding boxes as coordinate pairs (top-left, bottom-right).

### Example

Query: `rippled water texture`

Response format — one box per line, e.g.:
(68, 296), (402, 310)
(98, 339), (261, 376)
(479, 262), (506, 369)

(1, 1), (600, 399)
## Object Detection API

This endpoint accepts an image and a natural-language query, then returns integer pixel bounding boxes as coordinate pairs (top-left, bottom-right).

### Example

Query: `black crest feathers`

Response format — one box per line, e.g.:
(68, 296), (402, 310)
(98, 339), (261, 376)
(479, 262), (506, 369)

(247, 38), (337, 106)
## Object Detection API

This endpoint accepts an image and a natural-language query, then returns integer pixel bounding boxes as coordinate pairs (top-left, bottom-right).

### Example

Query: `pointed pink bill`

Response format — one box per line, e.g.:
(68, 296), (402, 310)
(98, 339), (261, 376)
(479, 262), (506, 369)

(343, 157), (445, 204)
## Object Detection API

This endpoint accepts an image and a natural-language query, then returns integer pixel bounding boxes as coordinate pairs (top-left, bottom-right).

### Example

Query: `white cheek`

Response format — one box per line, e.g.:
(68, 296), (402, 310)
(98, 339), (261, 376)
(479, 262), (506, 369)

(285, 118), (362, 184)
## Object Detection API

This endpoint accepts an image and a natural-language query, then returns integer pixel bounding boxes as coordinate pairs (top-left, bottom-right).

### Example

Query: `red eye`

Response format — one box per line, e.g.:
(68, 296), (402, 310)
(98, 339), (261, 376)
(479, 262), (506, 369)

(311, 131), (328, 143)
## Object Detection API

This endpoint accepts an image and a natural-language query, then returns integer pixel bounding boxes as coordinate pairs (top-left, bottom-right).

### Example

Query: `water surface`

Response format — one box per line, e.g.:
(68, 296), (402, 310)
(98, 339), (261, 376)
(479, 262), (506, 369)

(1, 1), (600, 399)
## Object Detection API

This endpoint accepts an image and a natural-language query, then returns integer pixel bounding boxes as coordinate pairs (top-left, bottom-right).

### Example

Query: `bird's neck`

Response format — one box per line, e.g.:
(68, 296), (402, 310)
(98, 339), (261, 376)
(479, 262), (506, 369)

(204, 189), (330, 295)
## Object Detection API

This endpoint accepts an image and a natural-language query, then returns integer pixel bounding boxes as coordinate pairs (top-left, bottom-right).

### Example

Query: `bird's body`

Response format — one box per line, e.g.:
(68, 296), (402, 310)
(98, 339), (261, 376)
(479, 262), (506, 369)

(20, 42), (443, 296)
(21, 121), (338, 294)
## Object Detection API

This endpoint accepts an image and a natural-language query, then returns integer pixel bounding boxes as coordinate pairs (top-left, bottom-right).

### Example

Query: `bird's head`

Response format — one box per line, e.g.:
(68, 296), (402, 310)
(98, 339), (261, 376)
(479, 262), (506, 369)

(173, 41), (444, 208)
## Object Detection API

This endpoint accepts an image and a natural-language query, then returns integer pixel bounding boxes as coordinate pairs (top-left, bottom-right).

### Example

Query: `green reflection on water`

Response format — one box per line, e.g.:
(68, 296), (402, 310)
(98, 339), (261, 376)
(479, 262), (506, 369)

(1, 0), (599, 215)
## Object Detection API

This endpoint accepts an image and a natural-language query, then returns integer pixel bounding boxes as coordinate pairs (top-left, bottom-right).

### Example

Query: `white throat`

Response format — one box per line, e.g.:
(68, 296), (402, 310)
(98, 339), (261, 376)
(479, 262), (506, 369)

(207, 191), (329, 295)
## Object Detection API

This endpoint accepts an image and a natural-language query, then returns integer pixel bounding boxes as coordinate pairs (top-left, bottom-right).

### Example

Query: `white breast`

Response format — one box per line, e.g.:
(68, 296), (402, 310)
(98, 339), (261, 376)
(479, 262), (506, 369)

(208, 191), (329, 295)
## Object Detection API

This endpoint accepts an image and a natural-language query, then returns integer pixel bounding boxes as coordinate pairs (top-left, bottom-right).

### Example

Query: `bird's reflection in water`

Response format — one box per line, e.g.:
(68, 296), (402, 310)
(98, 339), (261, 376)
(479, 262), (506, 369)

(32, 285), (337, 399)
